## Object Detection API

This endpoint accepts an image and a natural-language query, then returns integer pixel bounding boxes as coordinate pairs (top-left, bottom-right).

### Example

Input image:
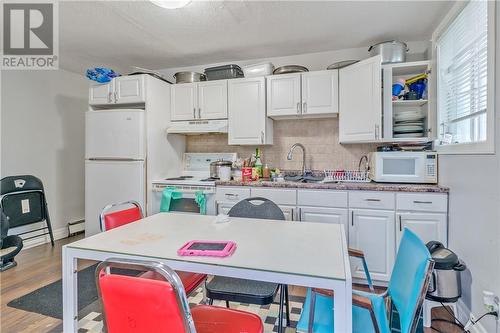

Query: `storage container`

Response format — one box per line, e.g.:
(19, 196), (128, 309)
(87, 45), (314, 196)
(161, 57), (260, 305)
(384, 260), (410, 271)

(242, 62), (274, 78)
(368, 40), (408, 64)
(204, 64), (244, 81)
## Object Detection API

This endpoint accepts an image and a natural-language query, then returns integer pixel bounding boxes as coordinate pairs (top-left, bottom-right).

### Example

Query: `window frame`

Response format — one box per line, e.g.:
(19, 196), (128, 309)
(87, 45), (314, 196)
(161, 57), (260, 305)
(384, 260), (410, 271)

(432, 0), (496, 155)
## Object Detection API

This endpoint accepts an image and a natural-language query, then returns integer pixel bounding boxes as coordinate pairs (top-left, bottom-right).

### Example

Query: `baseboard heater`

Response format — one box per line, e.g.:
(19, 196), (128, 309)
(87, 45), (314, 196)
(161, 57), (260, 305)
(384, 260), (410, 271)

(68, 219), (85, 236)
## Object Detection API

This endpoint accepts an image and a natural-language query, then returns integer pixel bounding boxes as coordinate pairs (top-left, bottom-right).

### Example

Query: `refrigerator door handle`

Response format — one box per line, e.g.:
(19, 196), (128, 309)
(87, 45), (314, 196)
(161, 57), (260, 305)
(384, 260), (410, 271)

(87, 157), (144, 161)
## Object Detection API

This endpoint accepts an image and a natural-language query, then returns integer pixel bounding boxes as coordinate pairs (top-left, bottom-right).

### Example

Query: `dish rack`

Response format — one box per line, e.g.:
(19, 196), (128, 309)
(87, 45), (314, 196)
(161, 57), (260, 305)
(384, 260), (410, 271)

(323, 170), (371, 183)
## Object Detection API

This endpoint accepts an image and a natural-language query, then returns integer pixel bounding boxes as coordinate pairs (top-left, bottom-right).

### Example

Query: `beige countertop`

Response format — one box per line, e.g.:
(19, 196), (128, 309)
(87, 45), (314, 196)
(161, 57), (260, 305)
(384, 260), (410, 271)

(215, 180), (449, 193)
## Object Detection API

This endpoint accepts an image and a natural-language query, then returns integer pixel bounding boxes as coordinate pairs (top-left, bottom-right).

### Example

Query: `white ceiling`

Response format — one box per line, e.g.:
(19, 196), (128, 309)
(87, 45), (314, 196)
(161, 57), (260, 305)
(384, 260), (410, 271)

(60, 1), (454, 74)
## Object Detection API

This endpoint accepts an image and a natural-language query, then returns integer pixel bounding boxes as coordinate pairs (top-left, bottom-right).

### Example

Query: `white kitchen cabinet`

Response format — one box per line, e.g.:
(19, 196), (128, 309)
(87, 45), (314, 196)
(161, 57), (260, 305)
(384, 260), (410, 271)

(279, 205), (296, 221)
(114, 75), (145, 104)
(299, 206), (348, 231)
(89, 82), (113, 105)
(266, 70), (338, 118)
(267, 74), (302, 117)
(339, 55), (382, 143)
(171, 83), (197, 121)
(349, 209), (395, 281)
(396, 212), (447, 246)
(89, 75), (146, 105)
(198, 81), (228, 120)
(228, 77), (273, 145)
(171, 80), (228, 121)
(301, 70), (339, 116)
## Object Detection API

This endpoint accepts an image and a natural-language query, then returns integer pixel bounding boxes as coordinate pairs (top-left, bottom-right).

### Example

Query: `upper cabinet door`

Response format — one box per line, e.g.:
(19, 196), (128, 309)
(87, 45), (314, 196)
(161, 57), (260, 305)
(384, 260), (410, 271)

(198, 80), (228, 120)
(89, 82), (113, 105)
(301, 70), (339, 115)
(171, 83), (197, 121)
(114, 75), (145, 104)
(228, 77), (272, 145)
(266, 74), (301, 117)
(339, 55), (382, 143)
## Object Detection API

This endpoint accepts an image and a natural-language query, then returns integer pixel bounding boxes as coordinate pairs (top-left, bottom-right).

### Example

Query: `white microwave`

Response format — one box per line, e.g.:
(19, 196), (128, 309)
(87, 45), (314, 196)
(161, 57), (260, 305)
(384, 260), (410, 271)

(368, 152), (438, 184)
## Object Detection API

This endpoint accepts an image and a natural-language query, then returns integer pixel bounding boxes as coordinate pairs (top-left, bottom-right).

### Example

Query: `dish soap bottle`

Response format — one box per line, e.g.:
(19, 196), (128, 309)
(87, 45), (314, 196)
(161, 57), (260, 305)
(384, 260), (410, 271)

(255, 148), (263, 177)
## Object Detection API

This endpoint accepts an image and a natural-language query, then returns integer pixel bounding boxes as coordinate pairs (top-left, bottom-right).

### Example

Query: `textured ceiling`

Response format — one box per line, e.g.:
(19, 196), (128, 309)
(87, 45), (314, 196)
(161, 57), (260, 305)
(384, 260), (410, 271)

(59, 1), (454, 74)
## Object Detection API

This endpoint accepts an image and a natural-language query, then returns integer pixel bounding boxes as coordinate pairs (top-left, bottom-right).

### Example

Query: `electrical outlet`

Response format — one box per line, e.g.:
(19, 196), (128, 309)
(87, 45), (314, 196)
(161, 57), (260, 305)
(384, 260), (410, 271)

(483, 290), (500, 313)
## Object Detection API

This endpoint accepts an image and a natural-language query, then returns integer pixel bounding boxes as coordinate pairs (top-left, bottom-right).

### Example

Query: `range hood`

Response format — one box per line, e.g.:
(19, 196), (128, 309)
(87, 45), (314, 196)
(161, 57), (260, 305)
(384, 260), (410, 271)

(167, 119), (228, 134)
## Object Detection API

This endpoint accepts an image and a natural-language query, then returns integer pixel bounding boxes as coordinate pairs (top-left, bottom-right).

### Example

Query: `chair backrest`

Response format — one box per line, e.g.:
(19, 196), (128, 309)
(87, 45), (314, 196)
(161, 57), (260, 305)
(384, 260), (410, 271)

(388, 228), (434, 333)
(1, 176), (48, 229)
(100, 201), (143, 232)
(1, 175), (45, 195)
(228, 197), (285, 221)
(96, 258), (196, 333)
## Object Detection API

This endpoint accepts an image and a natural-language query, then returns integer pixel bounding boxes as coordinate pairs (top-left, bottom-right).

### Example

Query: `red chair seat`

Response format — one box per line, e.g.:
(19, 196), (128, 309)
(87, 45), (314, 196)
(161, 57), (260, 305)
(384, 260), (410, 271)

(140, 270), (207, 295)
(191, 305), (263, 333)
(103, 207), (142, 231)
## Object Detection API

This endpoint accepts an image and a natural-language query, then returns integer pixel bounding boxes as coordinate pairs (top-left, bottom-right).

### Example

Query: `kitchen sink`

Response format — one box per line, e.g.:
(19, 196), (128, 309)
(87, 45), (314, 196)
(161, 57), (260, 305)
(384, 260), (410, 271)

(284, 175), (325, 183)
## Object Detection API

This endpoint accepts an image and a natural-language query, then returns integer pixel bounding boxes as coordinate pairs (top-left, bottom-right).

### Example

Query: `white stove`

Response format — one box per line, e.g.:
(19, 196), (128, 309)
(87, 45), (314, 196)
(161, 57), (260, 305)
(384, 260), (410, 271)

(151, 153), (237, 215)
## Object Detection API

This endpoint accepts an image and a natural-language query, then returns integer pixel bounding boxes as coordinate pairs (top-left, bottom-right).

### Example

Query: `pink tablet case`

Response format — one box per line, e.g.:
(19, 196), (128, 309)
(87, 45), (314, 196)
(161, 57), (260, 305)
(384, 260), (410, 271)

(177, 240), (237, 257)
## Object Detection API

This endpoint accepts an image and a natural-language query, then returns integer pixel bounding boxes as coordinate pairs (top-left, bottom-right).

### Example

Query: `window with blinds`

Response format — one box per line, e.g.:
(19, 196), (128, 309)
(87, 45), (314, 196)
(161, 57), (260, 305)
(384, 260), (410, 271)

(437, 1), (488, 146)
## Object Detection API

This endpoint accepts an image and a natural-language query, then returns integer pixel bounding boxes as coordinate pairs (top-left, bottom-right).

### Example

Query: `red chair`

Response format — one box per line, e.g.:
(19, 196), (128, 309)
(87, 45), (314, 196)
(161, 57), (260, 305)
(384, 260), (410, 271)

(96, 258), (264, 333)
(99, 201), (206, 295)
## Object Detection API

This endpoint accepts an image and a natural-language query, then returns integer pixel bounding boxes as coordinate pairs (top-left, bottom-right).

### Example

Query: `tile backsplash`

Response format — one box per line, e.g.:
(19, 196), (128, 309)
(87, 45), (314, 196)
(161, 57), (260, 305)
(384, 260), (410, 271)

(186, 118), (378, 171)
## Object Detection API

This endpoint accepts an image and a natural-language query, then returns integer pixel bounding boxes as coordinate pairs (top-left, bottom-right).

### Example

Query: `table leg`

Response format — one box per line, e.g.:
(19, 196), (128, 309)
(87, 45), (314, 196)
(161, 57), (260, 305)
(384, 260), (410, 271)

(333, 280), (352, 333)
(62, 246), (78, 332)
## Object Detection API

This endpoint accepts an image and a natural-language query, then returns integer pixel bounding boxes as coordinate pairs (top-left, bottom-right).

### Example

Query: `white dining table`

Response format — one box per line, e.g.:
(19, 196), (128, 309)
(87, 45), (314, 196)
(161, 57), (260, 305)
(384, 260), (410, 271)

(62, 212), (352, 332)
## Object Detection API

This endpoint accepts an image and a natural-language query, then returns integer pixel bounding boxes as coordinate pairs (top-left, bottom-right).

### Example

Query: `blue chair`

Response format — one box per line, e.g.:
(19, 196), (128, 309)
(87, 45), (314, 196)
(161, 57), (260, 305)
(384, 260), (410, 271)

(296, 228), (434, 333)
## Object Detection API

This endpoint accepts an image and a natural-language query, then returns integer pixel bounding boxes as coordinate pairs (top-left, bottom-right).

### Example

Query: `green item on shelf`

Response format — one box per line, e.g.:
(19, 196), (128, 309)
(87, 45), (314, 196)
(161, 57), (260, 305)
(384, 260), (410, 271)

(195, 191), (207, 215)
(160, 186), (182, 212)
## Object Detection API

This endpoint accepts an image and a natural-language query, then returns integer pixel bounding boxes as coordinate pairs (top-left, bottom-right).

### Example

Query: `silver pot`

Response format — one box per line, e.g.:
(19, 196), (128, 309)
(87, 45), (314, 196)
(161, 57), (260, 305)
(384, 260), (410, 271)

(426, 241), (466, 303)
(368, 40), (408, 64)
(210, 160), (233, 179)
(173, 71), (206, 84)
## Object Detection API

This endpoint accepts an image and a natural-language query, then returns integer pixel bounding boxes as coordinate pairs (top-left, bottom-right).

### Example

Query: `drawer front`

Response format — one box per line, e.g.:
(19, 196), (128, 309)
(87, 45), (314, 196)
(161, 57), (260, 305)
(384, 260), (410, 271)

(297, 190), (348, 208)
(215, 187), (251, 203)
(349, 191), (395, 210)
(396, 193), (448, 212)
(250, 188), (296, 205)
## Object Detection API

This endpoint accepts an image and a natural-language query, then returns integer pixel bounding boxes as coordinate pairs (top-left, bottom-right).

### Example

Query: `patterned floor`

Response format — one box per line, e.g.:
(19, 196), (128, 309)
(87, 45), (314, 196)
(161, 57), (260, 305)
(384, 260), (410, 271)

(75, 287), (305, 333)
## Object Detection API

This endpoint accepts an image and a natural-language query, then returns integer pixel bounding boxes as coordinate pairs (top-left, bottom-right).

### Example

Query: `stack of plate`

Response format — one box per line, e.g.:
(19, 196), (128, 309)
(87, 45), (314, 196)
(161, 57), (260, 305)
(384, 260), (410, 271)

(393, 110), (425, 138)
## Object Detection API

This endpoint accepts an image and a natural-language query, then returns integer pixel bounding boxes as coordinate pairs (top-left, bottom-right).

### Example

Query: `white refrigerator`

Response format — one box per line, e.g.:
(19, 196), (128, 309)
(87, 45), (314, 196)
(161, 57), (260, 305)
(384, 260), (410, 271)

(85, 109), (146, 237)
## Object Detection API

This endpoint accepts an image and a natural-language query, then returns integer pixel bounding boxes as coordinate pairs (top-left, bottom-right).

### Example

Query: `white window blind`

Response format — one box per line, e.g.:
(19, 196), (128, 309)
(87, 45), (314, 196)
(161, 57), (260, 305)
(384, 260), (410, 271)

(437, 1), (488, 145)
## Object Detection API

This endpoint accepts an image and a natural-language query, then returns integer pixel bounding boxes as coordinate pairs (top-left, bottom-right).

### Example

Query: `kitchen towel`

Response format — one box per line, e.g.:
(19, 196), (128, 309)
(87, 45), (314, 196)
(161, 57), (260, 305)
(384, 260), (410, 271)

(160, 187), (182, 212)
(195, 191), (206, 215)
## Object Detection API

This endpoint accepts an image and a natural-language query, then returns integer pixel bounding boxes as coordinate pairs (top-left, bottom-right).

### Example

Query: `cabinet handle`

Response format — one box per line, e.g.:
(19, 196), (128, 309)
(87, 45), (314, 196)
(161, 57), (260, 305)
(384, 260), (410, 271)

(113, 92), (117, 103)
(413, 200), (433, 204)
(296, 102), (301, 114)
(261, 131), (264, 144)
(374, 124), (379, 139)
(107, 92), (112, 103)
(364, 198), (381, 202)
(225, 193), (239, 199)
(351, 210), (354, 226)
(298, 208), (302, 221)
(303, 102), (307, 113)
(290, 208), (295, 221)
(399, 215), (402, 232)
(198, 108), (201, 119)
(193, 108), (196, 119)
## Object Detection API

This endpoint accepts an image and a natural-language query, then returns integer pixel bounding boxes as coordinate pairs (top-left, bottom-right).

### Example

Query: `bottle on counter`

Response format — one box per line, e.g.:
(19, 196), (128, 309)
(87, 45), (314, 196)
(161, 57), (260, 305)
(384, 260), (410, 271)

(254, 148), (263, 177)
(262, 164), (270, 179)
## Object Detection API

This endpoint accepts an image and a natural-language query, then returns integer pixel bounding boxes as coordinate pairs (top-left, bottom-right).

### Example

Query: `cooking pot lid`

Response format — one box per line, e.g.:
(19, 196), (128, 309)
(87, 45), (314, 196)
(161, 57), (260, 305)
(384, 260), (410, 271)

(426, 241), (460, 270)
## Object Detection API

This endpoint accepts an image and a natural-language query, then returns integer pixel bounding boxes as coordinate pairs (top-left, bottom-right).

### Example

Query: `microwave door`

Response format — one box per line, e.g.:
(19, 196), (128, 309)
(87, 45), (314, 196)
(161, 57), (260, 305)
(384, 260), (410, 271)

(380, 157), (424, 182)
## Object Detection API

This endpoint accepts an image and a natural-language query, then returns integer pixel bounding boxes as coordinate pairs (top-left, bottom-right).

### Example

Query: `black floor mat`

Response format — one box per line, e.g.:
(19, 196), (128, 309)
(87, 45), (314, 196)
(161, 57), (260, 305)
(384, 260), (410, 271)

(7, 264), (137, 319)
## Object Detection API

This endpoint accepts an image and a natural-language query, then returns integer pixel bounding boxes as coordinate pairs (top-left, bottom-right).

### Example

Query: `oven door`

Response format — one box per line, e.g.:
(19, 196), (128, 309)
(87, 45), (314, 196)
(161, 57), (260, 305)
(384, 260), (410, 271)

(151, 184), (216, 215)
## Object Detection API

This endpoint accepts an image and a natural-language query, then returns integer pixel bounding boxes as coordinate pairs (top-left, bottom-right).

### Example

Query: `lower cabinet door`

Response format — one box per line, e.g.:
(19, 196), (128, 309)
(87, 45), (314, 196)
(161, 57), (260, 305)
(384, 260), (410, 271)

(349, 209), (395, 282)
(279, 205), (295, 221)
(396, 212), (447, 246)
(299, 206), (348, 230)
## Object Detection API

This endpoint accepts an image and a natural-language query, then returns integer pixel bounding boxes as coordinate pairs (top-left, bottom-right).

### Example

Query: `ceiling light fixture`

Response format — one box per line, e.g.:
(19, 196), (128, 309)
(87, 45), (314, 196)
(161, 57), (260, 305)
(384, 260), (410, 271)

(150, 0), (191, 9)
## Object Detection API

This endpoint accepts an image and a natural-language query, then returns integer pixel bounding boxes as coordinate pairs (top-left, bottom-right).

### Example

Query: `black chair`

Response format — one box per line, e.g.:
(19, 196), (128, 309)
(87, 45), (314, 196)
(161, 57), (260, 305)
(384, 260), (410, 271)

(0, 175), (54, 246)
(1, 211), (23, 271)
(205, 197), (291, 333)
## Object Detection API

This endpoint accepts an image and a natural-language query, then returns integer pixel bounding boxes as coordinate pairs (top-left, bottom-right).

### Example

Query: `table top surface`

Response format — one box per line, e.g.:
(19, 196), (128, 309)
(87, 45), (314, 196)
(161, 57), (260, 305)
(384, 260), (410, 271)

(67, 213), (347, 281)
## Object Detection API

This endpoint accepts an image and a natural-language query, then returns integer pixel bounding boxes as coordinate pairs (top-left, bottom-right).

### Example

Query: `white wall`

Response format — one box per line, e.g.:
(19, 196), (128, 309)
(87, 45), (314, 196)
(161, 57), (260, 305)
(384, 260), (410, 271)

(437, 5), (500, 332)
(159, 41), (430, 80)
(1, 69), (88, 246)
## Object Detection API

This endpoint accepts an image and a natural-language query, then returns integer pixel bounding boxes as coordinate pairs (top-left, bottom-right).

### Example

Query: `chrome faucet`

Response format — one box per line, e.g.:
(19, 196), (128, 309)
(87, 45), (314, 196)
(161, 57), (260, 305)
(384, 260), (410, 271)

(287, 143), (306, 175)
